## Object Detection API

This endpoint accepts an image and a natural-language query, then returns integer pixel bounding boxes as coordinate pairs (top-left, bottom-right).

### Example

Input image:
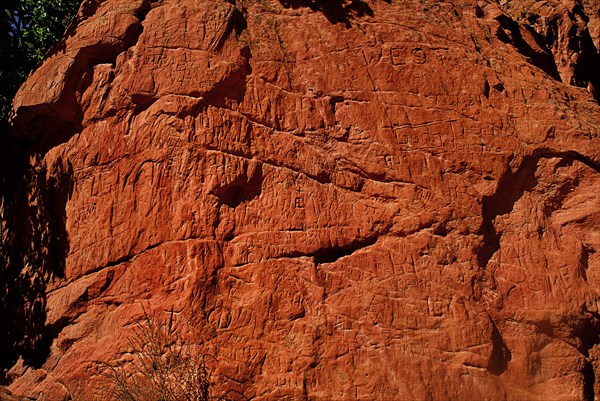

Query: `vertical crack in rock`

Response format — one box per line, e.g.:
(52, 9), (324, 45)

(583, 358), (596, 401)
(581, 312), (600, 401)
(579, 302), (600, 401)
(487, 323), (512, 375)
(579, 308), (600, 356)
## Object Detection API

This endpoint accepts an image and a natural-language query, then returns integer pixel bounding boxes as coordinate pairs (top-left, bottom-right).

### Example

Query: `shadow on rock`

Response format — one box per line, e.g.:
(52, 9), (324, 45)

(279, 0), (389, 26)
(0, 144), (73, 383)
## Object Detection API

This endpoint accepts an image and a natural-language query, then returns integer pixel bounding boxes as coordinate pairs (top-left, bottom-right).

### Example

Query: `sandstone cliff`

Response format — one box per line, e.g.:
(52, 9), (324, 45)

(1, 0), (600, 399)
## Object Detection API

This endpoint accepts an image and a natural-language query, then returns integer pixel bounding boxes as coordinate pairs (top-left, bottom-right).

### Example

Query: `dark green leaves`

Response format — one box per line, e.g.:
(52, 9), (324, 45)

(0, 0), (81, 124)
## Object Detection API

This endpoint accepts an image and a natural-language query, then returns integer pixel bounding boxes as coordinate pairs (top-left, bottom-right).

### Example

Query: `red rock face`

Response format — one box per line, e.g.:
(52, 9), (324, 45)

(1, 0), (600, 399)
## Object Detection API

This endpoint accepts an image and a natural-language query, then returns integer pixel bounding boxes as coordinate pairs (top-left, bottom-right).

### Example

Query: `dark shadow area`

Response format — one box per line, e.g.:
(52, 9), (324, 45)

(478, 154), (540, 268)
(493, 14), (562, 82)
(582, 359), (595, 401)
(213, 6), (248, 52)
(279, 234), (380, 265)
(487, 323), (512, 375)
(43, 161), (74, 282)
(578, 305), (600, 357)
(543, 3), (600, 103)
(131, 93), (158, 115)
(567, 150), (600, 173)
(569, 29), (600, 103)
(312, 235), (378, 264)
(204, 45), (252, 107)
(580, 244), (594, 282)
(580, 306), (600, 401)
(211, 163), (263, 208)
(0, 142), (74, 382)
(0, 0), (144, 380)
(278, 0), (389, 26)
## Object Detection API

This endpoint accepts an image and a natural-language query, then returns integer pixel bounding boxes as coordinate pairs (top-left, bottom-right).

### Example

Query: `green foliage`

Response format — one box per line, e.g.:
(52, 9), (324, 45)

(0, 0), (80, 123)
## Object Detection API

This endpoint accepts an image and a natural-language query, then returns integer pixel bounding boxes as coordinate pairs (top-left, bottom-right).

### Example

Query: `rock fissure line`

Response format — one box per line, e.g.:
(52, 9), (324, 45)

(279, 232), (384, 266)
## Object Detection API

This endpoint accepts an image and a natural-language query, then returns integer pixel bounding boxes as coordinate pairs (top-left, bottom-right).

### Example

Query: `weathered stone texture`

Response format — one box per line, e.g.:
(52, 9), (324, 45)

(1, 0), (600, 399)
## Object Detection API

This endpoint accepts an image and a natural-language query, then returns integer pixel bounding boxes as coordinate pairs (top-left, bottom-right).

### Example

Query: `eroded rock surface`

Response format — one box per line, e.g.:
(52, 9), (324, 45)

(1, 0), (600, 399)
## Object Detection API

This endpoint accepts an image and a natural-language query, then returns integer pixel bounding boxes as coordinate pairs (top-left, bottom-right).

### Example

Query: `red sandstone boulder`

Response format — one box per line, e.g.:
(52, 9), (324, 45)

(1, 0), (600, 399)
(0, 387), (31, 401)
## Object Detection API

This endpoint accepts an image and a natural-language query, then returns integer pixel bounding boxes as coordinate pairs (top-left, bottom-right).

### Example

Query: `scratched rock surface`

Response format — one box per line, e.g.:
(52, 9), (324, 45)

(0, 387), (30, 401)
(1, 0), (600, 399)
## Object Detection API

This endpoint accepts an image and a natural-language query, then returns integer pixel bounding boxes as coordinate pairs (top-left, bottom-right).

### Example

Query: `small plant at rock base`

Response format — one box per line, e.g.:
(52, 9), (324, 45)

(100, 308), (221, 401)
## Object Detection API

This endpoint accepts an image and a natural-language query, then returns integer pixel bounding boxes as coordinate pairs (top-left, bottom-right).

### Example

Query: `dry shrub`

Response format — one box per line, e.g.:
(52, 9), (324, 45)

(100, 308), (220, 401)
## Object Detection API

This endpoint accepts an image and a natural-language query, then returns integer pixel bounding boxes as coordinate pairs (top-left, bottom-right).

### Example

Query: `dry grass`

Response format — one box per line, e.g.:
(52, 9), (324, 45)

(99, 308), (220, 401)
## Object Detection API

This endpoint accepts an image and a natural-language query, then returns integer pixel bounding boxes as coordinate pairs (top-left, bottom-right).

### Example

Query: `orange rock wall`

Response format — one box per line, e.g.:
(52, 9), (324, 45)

(1, 0), (600, 399)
